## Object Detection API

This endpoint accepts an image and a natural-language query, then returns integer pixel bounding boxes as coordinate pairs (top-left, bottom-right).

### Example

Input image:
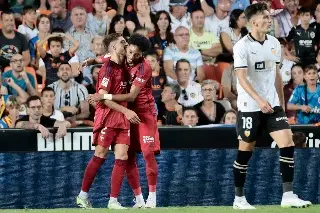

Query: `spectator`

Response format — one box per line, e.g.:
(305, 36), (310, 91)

(313, 3), (320, 27)
(124, 0), (155, 34)
(316, 49), (320, 74)
(221, 109), (237, 124)
(292, 132), (307, 148)
(86, 65), (100, 95)
(108, 15), (131, 40)
(189, 9), (222, 65)
(29, 14), (51, 70)
(158, 84), (182, 125)
(213, 0), (250, 11)
(221, 63), (237, 109)
(276, 0), (300, 38)
(86, 0), (112, 36)
(145, 50), (166, 105)
(284, 64), (304, 122)
(37, 33), (79, 85)
(168, 0), (191, 33)
(163, 26), (204, 84)
(186, 0), (215, 17)
(15, 95), (70, 139)
(204, 0), (230, 38)
(181, 107), (199, 126)
(0, 95), (20, 128)
(0, 9), (31, 70)
(279, 39), (295, 86)
(0, 94), (10, 118)
(150, 0), (170, 14)
(149, 10), (174, 60)
(133, 26), (149, 38)
(65, 6), (94, 62)
(194, 79), (225, 125)
(176, 59), (203, 107)
(48, 63), (90, 121)
(49, 0), (72, 32)
(41, 87), (64, 121)
(287, 65), (320, 124)
(220, 9), (248, 54)
(286, 7), (319, 68)
(17, 6), (38, 42)
(1, 54), (37, 103)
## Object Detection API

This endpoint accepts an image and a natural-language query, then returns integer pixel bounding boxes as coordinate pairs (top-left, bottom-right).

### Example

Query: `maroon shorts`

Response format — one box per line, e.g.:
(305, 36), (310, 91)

(93, 127), (130, 149)
(129, 113), (160, 153)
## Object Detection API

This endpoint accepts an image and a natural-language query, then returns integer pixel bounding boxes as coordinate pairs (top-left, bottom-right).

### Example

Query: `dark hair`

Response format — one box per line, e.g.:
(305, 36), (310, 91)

(182, 107), (198, 116)
(175, 58), (191, 72)
(144, 48), (157, 58)
(292, 132), (306, 148)
(154, 11), (174, 44)
(91, 64), (102, 74)
(164, 84), (181, 100)
(92, 0), (107, 15)
(134, 26), (148, 33)
(229, 9), (248, 37)
(298, 7), (312, 15)
(1, 9), (14, 19)
(286, 64), (303, 85)
(191, 9), (204, 17)
(244, 3), (268, 21)
(23, 5), (36, 15)
(58, 62), (71, 69)
(26, 96), (42, 107)
(51, 27), (65, 33)
(36, 14), (50, 29)
(221, 109), (237, 123)
(304, 64), (318, 73)
(108, 15), (130, 38)
(41, 87), (55, 96)
(128, 33), (151, 53)
(103, 33), (122, 51)
(48, 36), (64, 48)
(134, 0), (150, 11)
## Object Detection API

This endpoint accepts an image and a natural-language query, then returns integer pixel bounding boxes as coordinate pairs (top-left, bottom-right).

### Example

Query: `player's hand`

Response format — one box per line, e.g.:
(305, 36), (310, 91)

(301, 105), (312, 113)
(88, 93), (104, 102)
(257, 98), (274, 114)
(38, 124), (50, 139)
(56, 123), (67, 139)
(124, 109), (141, 124)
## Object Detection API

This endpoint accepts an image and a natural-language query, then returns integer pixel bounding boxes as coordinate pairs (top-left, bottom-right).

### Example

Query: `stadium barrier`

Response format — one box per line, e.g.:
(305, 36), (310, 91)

(0, 126), (319, 208)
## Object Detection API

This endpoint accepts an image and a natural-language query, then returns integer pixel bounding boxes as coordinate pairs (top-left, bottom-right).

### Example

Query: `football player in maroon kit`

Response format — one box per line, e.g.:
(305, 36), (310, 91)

(76, 33), (140, 210)
(89, 34), (160, 208)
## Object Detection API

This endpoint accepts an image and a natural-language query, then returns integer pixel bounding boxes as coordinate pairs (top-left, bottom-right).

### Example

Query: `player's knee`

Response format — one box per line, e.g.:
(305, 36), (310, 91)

(94, 145), (108, 158)
(114, 145), (129, 160)
(238, 140), (255, 151)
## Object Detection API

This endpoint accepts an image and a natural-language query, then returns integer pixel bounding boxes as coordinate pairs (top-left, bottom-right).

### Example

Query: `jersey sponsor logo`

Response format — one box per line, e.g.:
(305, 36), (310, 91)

(101, 77), (109, 87)
(276, 116), (288, 122)
(255, 61), (265, 70)
(120, 81), (127, 89)
(135, 77), (145, 83)
(299, 40), (312, 46)
(143, 135), (154, 144)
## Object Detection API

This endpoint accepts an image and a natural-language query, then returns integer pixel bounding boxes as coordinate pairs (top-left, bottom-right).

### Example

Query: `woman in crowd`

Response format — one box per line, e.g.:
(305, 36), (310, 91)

(124, 0), (155, 34)
(284, 64), (304, 123)
(108, 15), (131, 40)
(29, 14), (51, 70)
(194, 80), (226, 125)
(149, 10), (174, 61)
(221, 109), (237, 125)
(87, 0), (115, 36)
(220, 9), (248, 54)
(0, 96), (20, 129)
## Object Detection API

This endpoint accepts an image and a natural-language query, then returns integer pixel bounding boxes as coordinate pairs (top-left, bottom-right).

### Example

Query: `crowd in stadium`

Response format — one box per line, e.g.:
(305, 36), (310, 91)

(0, 0), (319, 129)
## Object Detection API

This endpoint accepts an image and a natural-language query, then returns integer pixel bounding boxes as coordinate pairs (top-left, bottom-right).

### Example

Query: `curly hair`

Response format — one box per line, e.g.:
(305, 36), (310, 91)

(128, 33), (151, 53)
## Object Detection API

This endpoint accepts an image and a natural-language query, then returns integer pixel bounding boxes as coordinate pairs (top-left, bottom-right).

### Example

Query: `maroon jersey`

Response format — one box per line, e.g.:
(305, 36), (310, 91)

(93, 58), (129, 133)
(128, 59), (156, 115)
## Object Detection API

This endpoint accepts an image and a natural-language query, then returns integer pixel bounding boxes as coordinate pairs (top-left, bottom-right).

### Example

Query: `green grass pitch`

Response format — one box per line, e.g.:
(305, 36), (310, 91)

(1, 206), (319, 213)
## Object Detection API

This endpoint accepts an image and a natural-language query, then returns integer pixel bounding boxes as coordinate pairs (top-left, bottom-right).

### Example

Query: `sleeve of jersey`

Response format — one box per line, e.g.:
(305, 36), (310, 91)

(233, 42), (248, 70)
(97, 63), (112, 93)
(275, 39), (281, 64)
(132, 63), (150, 88)
(288, 87), (301, 105)
(101, 55), (110, 63)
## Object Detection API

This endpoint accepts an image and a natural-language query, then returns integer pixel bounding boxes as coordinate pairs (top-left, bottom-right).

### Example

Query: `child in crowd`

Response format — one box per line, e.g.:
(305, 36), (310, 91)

(0, 96), (20, 128)
(18, 6), (38, 42)
(221, 109), (237, 125)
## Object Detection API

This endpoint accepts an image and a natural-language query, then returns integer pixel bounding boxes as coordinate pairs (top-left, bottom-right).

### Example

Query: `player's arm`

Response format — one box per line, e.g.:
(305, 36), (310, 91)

(104, 85), (141, 102)
(275, 65), (284, 109)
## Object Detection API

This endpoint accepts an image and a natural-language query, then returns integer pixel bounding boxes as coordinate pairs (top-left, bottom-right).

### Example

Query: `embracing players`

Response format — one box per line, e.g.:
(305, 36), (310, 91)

(232, 3), (311, 209)
(90, 34), (159, 208)
(76, 33), (140, 209)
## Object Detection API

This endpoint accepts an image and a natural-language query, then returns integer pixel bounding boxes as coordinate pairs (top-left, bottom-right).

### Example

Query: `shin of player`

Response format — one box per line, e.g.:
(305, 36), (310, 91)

(232, 3), (311, 209)
(77, 33), (134, 209)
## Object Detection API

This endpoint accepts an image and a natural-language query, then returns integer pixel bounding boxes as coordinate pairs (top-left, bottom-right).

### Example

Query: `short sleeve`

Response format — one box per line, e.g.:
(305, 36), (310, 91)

(78, 84), (89, 101)
(27, 73), (36, 88)
(29, 38), (36, 59)
(132, 63), (151, 88)
(195, 50), (203, 67)
(233, 41), (248, 69)
(97, 62), (112, 92)
(1, 72), (9, 88)
(275, 39), (281, 64)
(17, 25), (26, 36)
(288, 86), (302, 105)
(163, 47), (173, 61)
(20, 33), (29, 52)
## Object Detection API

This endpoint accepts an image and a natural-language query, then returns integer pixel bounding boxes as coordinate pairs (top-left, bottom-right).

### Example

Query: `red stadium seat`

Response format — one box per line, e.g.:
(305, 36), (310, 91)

(68, 0), (93, 13)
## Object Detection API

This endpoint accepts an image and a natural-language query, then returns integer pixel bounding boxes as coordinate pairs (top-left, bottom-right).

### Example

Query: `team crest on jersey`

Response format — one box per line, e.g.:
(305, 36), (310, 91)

(310, 32), (315, 39)
(244, 130), (250, 137)
(190, 93), (196, 98)
(101, 77), (109, 87)
(271, 48), (276, 55)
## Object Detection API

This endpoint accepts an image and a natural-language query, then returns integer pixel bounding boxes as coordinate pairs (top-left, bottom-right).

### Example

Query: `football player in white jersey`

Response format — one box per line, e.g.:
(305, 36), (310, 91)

(232, 3), (311, 210)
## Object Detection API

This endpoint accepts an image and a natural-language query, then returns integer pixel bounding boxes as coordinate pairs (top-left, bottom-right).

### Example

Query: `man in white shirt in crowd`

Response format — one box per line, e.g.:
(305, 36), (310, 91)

(150, 0), (170, 14)
(168, 0), (191, 33)
(204, 0), (231, 37)
(163, 26), (204, 84)
(176, 59), (203, 107)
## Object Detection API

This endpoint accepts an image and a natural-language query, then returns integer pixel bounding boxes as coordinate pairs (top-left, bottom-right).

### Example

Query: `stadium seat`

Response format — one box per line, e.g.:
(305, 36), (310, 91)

(203, 62), (231, 84)
(68, 0), (93, 13)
